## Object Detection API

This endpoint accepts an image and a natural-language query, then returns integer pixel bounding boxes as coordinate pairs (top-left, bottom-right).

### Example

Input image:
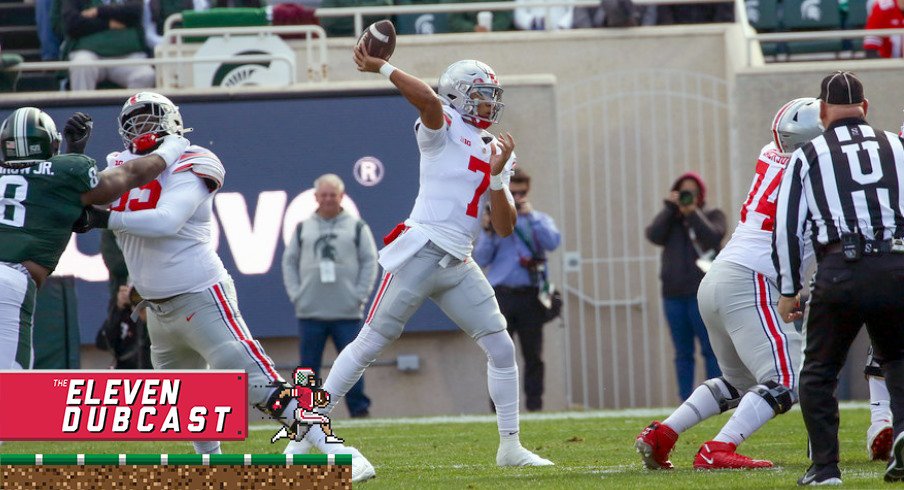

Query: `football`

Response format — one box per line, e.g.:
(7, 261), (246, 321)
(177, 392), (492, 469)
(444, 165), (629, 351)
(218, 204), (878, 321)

(357, 20), (396, 61)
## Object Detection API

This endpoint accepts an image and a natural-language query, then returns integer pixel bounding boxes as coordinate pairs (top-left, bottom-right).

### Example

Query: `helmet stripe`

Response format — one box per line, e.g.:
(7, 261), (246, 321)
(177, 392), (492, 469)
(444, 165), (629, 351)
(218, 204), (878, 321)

(14, 108), (28, 157)
(771, 100), (795, 153)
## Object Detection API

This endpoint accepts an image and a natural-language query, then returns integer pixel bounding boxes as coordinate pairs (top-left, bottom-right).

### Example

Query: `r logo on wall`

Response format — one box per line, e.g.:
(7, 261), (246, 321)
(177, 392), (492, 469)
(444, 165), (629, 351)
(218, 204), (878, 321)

(193, 35), (296, 88)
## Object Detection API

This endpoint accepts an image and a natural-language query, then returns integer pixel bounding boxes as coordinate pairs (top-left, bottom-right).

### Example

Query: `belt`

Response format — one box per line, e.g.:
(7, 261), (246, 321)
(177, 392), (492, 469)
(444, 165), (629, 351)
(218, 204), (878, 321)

(495, 286), (539, 295)
(820, 238), (904, 258)
(147, 294), (179, 304)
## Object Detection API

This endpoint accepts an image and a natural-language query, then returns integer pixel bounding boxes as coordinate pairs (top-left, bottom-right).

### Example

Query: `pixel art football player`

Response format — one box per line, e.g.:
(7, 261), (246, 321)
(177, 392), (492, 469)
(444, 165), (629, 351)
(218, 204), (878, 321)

(270, 368), (343, 444)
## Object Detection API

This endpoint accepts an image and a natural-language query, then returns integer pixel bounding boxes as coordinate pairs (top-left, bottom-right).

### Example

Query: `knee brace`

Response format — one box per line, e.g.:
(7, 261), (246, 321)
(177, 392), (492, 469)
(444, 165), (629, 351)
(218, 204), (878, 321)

(703, 377), (742, 413)
(751, 380), (797, 415)
(477, 330), (516, 369)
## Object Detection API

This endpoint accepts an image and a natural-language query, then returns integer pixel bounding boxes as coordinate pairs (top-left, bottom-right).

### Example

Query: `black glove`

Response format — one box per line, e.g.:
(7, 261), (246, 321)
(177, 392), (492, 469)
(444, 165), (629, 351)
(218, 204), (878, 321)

(63, 112), (93, 154)
(72, 205), (110, 233)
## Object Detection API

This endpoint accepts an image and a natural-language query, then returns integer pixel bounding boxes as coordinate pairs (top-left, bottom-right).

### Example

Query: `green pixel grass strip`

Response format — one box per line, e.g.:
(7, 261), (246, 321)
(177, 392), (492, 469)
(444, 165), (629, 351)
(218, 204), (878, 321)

(0, 454), (352, 466)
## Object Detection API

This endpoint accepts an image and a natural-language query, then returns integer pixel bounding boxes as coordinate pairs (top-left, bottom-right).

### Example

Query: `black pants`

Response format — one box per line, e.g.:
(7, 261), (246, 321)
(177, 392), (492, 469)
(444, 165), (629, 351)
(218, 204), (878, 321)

(801, 253), (904, 465)
(496, 286), (546, 411)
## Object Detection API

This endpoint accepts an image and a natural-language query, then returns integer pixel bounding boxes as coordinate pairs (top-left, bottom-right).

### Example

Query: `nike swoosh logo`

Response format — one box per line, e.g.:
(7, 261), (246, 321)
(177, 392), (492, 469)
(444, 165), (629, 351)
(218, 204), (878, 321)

(700, 445), (714, 465)
(871, 402), (882, 406)
(186, 312), (196, 322)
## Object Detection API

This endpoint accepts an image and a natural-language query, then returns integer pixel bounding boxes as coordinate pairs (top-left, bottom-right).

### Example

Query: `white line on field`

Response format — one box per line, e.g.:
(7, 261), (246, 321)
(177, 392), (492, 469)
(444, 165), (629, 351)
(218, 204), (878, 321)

(249, 401), (868, 431)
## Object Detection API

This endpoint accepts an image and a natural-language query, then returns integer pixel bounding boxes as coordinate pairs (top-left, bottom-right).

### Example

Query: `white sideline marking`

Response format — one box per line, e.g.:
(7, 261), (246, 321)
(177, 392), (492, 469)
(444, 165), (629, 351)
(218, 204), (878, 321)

(249, 401), (868, 431)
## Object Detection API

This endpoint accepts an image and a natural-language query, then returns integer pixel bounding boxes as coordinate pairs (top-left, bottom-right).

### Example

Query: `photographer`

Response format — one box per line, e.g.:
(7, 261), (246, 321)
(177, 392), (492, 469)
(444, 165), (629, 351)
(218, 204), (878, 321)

(95, 284), (151, 369)
(474, 168), (561, 412)
(646, 172), (725, 401)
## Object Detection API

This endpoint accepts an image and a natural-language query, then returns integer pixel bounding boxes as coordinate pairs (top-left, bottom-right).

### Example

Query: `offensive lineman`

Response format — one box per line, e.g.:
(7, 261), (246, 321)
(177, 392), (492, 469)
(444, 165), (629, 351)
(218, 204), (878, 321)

(78, 92), (374, 481)
(635, 98), (822, 470)
(283, 48), (554, 476)
(0, 107), (187, 370)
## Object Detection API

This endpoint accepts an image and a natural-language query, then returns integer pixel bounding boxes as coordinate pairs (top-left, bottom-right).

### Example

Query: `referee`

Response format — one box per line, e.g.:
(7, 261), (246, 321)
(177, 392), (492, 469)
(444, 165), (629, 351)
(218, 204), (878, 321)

(772, 71), (904, 485)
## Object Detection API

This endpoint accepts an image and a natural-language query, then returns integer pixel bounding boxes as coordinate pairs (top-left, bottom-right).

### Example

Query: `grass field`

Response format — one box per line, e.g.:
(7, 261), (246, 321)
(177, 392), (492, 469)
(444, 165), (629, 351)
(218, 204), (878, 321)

(1, 404), (893, 488)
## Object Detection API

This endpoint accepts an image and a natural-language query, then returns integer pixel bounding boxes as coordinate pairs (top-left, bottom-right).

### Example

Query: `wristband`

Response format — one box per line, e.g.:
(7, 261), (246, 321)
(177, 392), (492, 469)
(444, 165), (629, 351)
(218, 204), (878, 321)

(489, 173), (505, 191)
(379, 63), (397, 79)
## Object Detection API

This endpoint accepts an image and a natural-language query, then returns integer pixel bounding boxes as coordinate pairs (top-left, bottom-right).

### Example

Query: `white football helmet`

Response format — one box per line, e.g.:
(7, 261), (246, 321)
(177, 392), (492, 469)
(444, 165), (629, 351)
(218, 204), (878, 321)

(772, 97), (823, 154)
(118, 92), (190, 152)
(437, 60), (503, 129)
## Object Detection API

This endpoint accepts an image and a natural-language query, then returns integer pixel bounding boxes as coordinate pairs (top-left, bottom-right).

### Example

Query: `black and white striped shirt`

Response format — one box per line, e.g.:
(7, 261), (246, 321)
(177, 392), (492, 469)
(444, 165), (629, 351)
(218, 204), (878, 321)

(773, 117), (904, 295)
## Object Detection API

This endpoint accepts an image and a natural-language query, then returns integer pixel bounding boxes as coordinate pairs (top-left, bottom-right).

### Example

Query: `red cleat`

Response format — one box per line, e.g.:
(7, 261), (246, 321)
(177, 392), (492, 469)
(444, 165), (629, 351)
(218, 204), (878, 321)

(635, 421), (678, 470)
(693, 441), (773, 469)
(868, 423), (893, 461)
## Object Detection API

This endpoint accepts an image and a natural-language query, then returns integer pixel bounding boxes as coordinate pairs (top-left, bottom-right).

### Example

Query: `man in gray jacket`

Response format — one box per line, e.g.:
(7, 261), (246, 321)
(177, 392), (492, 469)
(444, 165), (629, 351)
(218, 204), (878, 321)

(282, 174), (378, 417)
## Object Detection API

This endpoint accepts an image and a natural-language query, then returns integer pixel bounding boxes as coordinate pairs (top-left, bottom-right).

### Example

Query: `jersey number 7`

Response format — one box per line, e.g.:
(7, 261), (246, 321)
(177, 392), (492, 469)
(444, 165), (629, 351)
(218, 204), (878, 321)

(466, 156), (491, 218)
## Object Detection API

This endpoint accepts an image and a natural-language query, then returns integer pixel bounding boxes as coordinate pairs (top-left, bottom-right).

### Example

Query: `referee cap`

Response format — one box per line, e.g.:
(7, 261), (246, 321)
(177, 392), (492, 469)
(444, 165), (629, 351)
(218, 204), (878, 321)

(818, 71), (864, 105)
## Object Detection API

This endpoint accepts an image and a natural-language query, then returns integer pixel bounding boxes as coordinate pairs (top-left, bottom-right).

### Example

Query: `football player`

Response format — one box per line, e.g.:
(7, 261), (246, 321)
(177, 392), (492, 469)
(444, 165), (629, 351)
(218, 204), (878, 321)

(0, 107), (187, 370)
(282, 48), (554, 476)
(635, 98), (822, 470)
(78, 92), (375, 481)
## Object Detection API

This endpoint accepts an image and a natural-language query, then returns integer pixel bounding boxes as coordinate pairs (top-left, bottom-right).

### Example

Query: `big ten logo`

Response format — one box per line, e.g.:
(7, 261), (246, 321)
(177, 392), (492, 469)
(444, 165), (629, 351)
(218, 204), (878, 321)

(55, 190), (361, 280)
(353, 156), (385, 187)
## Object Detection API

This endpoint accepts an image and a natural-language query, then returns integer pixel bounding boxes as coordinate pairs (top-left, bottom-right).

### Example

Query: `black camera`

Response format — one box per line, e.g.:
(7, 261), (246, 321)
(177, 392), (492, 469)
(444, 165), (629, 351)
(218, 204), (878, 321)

(679, 190), (695, 206)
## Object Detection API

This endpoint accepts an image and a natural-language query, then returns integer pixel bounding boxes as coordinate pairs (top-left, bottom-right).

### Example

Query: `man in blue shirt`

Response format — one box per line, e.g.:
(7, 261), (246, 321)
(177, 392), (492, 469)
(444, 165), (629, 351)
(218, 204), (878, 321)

(474, 168), (561, 411)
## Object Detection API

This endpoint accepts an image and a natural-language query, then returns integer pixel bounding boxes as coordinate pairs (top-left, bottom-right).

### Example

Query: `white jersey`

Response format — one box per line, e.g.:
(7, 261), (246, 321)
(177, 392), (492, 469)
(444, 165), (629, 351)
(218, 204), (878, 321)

(717, 142), (786, 281)
(105, 145), (228, 300)
(379, 106), (515, 271)
(718, 142), (813, 283)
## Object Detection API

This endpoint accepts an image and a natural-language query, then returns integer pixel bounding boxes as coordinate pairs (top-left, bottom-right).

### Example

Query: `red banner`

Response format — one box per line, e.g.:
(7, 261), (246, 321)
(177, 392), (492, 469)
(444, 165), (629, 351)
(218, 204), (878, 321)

(0, 370), (248, 441)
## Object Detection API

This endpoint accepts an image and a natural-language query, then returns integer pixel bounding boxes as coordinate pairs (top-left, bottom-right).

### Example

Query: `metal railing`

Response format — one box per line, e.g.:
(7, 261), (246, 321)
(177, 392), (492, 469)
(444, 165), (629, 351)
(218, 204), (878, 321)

(5, 54), (297, 88)
(163, 0), (734, 38)
(746, 27), (904, 64)
(161, 24), (328, 82)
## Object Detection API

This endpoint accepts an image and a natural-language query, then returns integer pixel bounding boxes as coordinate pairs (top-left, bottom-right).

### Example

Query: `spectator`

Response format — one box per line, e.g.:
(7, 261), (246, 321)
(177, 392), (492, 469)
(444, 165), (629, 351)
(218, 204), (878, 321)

(143, 0), (205, 49)
(656, 2), (732, 24)
(864, 0), (904, 58)
(513, 0), (573, 30)
(96, 284), (152, 369)
(646, 172), (725, 401)
(58, 0), (156, 90)
(572, 0), (655, 27)
(0, 46), (23, 92)
(474, 168), (561, 412)
(449, 0), (513, 32)
(36, 0), (62, 60)
(281, 174), (378, 418)
(318, 0), (392, 37)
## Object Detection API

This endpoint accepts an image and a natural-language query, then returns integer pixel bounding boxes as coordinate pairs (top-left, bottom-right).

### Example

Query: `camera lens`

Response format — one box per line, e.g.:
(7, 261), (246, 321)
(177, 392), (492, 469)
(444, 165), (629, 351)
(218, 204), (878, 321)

(679, 190), (694, 205)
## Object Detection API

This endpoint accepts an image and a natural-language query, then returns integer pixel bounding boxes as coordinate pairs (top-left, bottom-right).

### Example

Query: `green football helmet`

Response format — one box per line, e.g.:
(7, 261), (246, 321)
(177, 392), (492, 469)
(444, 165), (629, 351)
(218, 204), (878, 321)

(0, 107), (61, 169)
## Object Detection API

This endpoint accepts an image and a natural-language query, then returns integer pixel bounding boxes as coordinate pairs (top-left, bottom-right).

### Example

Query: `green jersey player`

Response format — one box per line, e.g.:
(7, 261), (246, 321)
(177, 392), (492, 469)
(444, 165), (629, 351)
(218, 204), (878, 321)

(0, 106), (189, 369)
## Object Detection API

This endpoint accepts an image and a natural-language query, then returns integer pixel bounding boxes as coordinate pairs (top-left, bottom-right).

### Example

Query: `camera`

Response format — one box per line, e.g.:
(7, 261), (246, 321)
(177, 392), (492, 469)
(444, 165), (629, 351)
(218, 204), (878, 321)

(679, 190), (695, 206)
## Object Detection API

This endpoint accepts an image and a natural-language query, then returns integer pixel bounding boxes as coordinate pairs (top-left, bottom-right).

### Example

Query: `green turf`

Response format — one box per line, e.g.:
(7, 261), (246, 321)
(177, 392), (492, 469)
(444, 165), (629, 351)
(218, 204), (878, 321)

(0, 407), (893, 488)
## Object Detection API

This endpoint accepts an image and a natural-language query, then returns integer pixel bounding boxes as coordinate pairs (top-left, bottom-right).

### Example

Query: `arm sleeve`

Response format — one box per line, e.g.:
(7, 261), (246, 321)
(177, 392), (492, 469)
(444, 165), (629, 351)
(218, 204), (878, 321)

(354, 223), (379, 304)
(530, 212), (561, 251)
(472, 230), (498, 267)
(645, 205), (677, 245)
(106, 173), (208, 237)
(416, 119), (447, 158)
(686, 208), (726, 250)
(773, 151), (809, 296)
(281, 222), (303, 303)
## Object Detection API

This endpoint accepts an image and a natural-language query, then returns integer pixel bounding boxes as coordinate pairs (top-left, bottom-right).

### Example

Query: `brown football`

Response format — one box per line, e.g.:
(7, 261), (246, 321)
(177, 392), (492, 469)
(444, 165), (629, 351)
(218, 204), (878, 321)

(357, 20), (396, 61)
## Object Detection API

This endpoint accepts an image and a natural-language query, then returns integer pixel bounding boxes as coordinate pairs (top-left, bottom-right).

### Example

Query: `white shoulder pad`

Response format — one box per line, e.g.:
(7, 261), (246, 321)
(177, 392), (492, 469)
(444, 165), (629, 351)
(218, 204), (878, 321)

(171, 145), (225, 192)
(105, 151), (123, 169)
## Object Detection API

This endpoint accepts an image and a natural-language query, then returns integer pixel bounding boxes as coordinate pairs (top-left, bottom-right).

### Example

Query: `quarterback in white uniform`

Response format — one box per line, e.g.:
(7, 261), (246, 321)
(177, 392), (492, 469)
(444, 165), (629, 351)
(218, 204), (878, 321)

(636, 98), (822, 470)
(85, 92), (375, 481)
(283, 49), (554, 474)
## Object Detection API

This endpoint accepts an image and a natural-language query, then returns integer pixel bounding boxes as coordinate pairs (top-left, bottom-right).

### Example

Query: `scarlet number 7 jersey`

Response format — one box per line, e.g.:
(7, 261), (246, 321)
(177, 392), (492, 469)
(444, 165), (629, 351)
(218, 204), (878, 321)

(405, 106), (515, 259)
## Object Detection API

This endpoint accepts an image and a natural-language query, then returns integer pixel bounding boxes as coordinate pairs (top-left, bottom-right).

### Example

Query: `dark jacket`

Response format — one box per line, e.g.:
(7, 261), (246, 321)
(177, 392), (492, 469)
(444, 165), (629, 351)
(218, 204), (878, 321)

(58, 0), (146, 58)
(646, 172), (726, 298)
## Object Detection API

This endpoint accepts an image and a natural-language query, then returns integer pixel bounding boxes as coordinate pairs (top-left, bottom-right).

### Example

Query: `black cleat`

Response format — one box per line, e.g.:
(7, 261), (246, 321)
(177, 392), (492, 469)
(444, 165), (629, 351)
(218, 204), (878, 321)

(885, 432), (904, 483)
(797, 463), (841, 486)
